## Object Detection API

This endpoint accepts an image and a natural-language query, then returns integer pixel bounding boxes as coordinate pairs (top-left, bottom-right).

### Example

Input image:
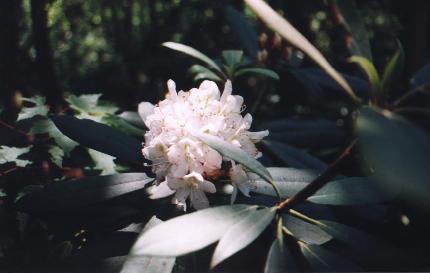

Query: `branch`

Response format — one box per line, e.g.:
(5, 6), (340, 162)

(277, 139), (356, 212)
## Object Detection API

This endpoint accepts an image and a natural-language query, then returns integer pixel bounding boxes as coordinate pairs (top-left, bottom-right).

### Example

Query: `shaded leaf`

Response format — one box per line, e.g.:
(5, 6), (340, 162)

(410, 61), (430, 88)
(17, 96), (49, 121)
(48, 145), (64, 167)
(52, 116), (142, 165)
(300, 242), (361, 271)
(349, 56), (380, 93)
(103, 114), (145, 137)
(244, 0), (359, 102)
(31, 118), (78, 155)
(356, 106), (430, 206)
(162, 42), (224, 75)
(121, 216), (176, 273)
(15, 173), (153, 213)
(263, 140), (327, 172)
(264, 239), (299, 273)
(0, 146), (32, 167)
(222, 50), (244, 71)
(282, 214), (332, 245)
(380, 45), (404, 99)
(235, 68), (279, 80)
(225, 5), (259, 58)
(118, 111), (146, 129)
(211, 206), (275, 268)
(130, 204), (252, 256)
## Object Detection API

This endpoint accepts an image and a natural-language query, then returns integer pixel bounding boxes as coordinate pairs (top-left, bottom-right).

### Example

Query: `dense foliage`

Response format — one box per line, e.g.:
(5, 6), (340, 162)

(1, 0), (430, 272)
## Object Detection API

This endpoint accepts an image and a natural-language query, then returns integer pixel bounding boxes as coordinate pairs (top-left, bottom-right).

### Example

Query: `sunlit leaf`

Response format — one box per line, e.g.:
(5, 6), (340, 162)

(235, 68), (279, 80)
(162, 42), (224, 76)
(48, 145), (64, 167)
(17, 96), (49, 121)
(300, 242), (361, 271)
(189, 64), (223, 82)
(52, 116), (142, 164)
(356, 106), (430, 207)
(349, 56), (380, 93)
(282, 214), (332, 245)
(118, 111), (146, 129)
(244, 0), (359, 103)
(0, 146), (32, 167)
(121, 216), (176, 273)
(211, 206), (275, 268)
(89, 149), (117, 175)
(264, 239), (299, 273)
(15, 173), (153, 213)
(131, 204), (252, 256)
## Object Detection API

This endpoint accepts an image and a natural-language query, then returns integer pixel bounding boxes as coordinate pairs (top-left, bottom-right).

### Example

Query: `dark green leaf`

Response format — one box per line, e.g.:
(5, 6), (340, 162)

(300, 242), (361, 271)
(52, 115), (143, 165)
(162, 42), (224, 75)
(189, 64), (223, 82)
(103, 114), (145, 137)
(235, 68), (279, 80)
(282, 214), (332, 245)
(211, 206), (275, 268)
(349, 56), (380, 93)
(264, 239), (299, 273)
(263, 140), (327, 171)
(380, 44), (404, 99)
(356, 106), (430, 206)
(222, 50), (244, 71)
(130, 204), (252, 256)
(15, 173), (153, 213)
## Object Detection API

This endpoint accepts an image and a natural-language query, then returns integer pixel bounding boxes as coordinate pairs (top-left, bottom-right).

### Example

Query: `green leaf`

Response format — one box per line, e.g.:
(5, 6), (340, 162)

(17, 96), (49, 121)
(299, 242), (361, 271)
(211, 206), (275, 268)
(194, 133), (279, 197)
(0, 146), (32, 167)
(282, 214), (332, 245)
(102, 114), (145, 137)
(121, 216), (176, 273)
(335, 0), (373, 62)
(88, 149), (117, 175)
(380, 44), (404, 100)
(0, 190), (5, 198)
(48, 145), (64, 167)
(189, 64), (223, 82)
(235, 68), (279, 80)
(15, 173), (153, 213)
(162, 42), (225, 76)
(66, 94), (119, 122)
(264, 239), (299, 273)
(244, 0), (359, 103)
(31, 118), (78, 155)
(130, 204), (252, 256)
(118, 111), (145, 129)
(222, 50), (244, 72)
(356, 106), (430, 207)
(348, 56), (380, 93)
(51, 116), (143, 165)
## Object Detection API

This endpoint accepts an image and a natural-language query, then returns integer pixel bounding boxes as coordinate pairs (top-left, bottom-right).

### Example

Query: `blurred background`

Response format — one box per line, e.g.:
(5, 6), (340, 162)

(1, 0), (429, 116)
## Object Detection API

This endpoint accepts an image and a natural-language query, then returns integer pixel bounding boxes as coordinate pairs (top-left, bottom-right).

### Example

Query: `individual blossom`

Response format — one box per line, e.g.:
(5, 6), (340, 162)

(140, 79), (269, 210)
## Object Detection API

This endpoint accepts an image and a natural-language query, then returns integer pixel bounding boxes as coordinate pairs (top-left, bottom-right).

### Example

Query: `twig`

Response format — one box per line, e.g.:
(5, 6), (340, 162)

(277, 139), (356, 212)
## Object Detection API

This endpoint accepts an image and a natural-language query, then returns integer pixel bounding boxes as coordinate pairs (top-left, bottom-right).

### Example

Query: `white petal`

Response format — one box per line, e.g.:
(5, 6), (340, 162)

(190, 189), (210, 210)
(148, 181), (175, 199)
(220, 80), (232, 103)
(138, 102), (155, 125)
(230, 185), (238, 205)
(199, 180), (216, 193)
(172, 187), (190, 211)
(167, 79), (178, 100)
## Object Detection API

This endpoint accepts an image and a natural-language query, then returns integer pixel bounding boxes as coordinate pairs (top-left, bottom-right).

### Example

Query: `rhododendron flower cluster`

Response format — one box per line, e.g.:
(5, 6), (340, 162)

(139, 79), (268, 210)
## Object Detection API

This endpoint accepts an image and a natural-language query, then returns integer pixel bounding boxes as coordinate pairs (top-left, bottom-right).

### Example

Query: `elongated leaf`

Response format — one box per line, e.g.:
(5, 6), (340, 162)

(17, 96), (49, 121)
(356, 106), (430, 206)
(0, 146), (32, 167)
(335, 0), (372, 61)
(244, 0), (359, 103)
(162, 42), (224, 75)
(121, 216), (176, 273)
(225, 5), (259, 58)
(235, 68), (279, 80)
(195, 132), (275, 189)
(222, 50), (244, 70)
(349, 56), (380, 93)
(282, 214), (332, 245)
(89, 149), (117, 175)
(300, 242), (361, 271)
(380, 45), (404, 99)
(211, 206), (275, 268)
(189, 64), (223, 82)
(410, 61), (430, 88)
(15, 173), (153, 213)
(52, 116), (143, 165)
(263, 140), (327, 171)
(130, 205), (252, 256)
(118, 111), (146, 129)
(264, 239), (299, 273)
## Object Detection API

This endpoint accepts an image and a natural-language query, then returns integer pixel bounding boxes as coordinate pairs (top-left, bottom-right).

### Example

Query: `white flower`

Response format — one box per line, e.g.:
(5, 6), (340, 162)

(229, 163), (255, 204)
(140, 79), (268, 210)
